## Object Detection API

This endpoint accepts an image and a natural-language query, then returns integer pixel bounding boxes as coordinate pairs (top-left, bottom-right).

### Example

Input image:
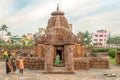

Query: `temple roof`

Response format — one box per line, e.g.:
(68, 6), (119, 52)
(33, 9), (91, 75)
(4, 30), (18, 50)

(47, 5), (69, 29)
(51, 4), (64, 16)
(35, 5), (82, 46)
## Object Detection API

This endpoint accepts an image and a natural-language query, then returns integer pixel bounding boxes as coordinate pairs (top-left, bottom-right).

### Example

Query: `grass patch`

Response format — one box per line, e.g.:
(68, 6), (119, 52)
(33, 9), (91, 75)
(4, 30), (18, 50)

(109, 57), (116, 64)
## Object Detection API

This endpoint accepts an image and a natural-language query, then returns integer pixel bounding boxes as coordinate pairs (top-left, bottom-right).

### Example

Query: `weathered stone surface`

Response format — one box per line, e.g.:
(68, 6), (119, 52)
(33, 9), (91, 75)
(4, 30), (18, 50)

(116, 51), (120, 64)
(74, 57), (109, 70)
(74, 44), (84, 58)
(64, 45), (74, 72)
(44, 45), (54, 72)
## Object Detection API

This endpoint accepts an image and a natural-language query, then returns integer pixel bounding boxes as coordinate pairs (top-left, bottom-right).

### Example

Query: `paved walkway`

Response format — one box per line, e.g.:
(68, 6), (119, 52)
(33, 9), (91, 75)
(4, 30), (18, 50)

(0, 61), (120, 80)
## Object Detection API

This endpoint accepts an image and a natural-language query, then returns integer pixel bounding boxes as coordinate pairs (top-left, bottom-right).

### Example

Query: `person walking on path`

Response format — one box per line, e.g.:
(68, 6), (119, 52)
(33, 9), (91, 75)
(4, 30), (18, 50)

(17, 57), (25, 74)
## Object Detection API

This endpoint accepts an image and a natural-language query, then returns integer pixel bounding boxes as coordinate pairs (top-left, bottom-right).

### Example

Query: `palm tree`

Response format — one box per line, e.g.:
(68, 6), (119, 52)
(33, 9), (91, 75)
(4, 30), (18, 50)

(0, 25), (9, 42)
(0, 25), (8, 35)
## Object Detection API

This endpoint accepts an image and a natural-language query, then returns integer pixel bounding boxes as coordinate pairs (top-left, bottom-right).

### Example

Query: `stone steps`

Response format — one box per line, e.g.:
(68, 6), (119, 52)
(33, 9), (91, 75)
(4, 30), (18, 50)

(54, 61), (65, 67)
(43, 71), (75, 74)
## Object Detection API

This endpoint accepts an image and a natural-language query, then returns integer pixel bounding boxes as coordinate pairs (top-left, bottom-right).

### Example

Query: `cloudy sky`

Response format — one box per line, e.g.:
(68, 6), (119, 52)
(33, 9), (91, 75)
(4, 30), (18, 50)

(0, 0), (120, 35)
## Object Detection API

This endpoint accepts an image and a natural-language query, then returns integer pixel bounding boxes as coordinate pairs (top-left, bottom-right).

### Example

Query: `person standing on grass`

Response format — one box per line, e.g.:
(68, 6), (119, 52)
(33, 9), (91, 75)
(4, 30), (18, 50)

(17, 56), (25, 74)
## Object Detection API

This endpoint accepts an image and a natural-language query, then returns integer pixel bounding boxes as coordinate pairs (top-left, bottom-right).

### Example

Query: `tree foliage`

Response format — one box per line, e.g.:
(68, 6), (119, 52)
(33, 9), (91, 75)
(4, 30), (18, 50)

(107, 36), (120, 44)
(81, 31), (91, 45)
(108, 49), (117, 58)
(7, 32), (11, 36)
(0, 25), (8, 35)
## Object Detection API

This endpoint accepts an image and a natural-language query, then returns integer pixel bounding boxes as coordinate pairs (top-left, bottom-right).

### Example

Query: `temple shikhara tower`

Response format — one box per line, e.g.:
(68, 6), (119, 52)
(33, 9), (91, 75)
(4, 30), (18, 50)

(34, 6), (84, 72)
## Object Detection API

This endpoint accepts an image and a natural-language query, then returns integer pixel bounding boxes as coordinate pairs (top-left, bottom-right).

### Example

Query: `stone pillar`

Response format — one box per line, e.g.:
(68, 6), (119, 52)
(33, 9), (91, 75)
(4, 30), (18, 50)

(64, 45), (74, 72)
(44, 45), (54, 72)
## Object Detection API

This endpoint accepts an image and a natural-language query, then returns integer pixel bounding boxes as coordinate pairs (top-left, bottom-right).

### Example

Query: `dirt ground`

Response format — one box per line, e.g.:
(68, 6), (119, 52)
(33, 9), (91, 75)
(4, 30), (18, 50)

(0, 61), (120, 80)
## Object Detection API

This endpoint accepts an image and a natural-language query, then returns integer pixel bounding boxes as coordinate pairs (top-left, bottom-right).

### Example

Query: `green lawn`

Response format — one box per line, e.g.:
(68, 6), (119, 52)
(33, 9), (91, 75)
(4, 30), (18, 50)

(109, 57), (116, 64)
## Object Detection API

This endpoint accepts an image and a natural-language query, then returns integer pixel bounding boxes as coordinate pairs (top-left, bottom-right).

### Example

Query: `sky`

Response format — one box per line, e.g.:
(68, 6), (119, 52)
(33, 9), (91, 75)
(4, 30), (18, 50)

(0, 0), (120, 35)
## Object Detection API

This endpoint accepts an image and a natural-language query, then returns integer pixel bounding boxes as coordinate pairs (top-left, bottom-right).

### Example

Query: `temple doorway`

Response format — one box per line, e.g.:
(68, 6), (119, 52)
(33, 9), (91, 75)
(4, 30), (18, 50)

(54, 46), (65, 67)
(56, 50), (62, 60)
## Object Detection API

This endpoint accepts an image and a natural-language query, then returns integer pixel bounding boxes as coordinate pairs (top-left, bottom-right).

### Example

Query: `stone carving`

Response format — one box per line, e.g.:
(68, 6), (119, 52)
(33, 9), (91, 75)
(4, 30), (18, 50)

(44, 45), (54, 72)
(65, 45), (74, 72)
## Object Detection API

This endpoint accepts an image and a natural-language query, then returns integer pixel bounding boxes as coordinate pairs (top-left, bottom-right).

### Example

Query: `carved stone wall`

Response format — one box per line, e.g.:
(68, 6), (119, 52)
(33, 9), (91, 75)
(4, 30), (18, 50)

(74, 58), (89, 70)
(16, 57), (44, 70)
(34, 44), (45, 57)
(89, 57), (109, 68)
(64, 45), (74, 72)
(74, 57), (109, 70)
(37, 44), (45, 57)
(116, 52), (120, 64)
(74, 44), (84, 58)
(34, 46), (38, 57)
(44, 45), (54, 72)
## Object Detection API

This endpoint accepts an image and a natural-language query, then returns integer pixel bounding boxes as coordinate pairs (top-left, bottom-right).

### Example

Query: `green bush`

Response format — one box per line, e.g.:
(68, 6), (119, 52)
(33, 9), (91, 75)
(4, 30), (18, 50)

(92, 48), (120, 53)
(92, 48), (110, 53)
(2, 44), (33, 49)
(108, 49), (117, 58)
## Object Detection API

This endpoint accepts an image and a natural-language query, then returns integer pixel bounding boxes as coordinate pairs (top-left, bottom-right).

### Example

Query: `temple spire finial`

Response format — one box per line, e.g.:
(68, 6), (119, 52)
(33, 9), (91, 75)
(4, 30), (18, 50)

(57, 3), (59, 11)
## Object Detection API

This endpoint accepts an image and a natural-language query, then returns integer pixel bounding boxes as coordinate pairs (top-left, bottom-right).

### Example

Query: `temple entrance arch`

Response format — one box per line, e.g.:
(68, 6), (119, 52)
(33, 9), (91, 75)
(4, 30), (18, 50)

(56, 50), (62, 60)
(54, 45), (64, 61)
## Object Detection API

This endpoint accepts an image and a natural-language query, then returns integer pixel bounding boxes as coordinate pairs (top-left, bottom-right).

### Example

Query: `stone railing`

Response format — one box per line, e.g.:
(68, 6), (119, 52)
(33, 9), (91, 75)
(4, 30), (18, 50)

(74, 57), (109, 70)
(24, 57), (44, 70)
(89, 57), (109, 68)
(74, 58), (89, 70)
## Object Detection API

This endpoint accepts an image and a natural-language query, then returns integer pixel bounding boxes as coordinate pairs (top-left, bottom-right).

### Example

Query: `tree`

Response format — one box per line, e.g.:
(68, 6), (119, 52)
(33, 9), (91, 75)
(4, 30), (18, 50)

(0, 25), (9, 43)
(22, 34), (26, 39)
(6, 32), (12, 43)
(0, 25), (8, 36)
(7, 32), (11, 36)
(108, 49), (117, 58)
(107, 36), (120, 44)
(80, 31), (91, 45)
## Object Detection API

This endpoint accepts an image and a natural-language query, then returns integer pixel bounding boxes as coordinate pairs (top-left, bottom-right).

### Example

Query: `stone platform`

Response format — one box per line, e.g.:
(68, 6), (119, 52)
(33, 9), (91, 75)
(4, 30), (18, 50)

(43, 71), (75, 74)
(0, 61), (120, 80)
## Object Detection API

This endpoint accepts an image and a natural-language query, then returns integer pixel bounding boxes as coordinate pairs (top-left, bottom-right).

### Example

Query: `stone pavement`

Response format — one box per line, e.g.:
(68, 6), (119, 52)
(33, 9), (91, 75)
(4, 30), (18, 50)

(0, 61), (120, 80)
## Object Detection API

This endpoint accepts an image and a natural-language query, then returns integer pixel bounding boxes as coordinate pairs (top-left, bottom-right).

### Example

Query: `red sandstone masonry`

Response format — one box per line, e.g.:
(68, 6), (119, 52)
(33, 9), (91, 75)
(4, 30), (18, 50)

(24, 57), (44, 70)
(89, 57), (109, 68)
(23, 57), (109, 70)
(74, 57), (109, 70)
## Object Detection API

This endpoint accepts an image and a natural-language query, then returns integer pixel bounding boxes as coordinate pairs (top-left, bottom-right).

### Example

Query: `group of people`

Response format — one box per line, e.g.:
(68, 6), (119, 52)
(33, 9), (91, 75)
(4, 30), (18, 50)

(3, 50), (60, 74)
(3, 50), (25, 74)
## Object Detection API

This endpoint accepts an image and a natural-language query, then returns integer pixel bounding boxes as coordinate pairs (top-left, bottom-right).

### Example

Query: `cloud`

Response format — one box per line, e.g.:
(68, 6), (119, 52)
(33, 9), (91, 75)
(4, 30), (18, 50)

(0, 0), (120, 35)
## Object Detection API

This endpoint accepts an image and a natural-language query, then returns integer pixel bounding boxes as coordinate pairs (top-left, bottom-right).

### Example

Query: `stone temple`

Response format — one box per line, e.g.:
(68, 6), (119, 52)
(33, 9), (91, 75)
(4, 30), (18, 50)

(25, 6), (109, 73)
(34, 6), (84, 72)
